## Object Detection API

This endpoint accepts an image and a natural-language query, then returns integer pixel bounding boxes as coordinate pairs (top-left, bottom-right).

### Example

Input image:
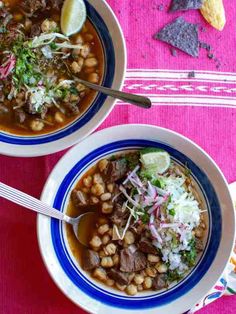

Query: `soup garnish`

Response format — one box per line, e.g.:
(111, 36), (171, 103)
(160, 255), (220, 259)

(67, 148), (206, 296)
(0, 0), (103, 134)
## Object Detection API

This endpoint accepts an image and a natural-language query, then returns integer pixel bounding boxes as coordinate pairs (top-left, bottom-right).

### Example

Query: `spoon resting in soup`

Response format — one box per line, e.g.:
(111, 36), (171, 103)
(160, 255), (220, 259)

(66, 148), (207, 296)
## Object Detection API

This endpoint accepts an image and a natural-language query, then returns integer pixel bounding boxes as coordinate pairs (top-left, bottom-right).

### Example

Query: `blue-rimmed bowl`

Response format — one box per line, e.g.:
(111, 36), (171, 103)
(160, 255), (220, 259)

(37, 124), (235, 314)
(0, 0), (126, 157)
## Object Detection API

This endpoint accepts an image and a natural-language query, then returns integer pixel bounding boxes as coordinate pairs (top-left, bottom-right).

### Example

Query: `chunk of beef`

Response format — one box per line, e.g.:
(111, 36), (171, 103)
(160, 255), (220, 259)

(195, 238), (204, 252)
(152, 274), (168, 290)
(20, 0), (47, 15)
(82, 249), (100, 271)
(108, 269), (129, 286)
(110, 201), (129, 228)
(139, 238), (157, 254)
(107, 159), (128, 182)
(30, 23), (41, 37)
(64, 102), (80, 115)
(120, 247), (147, 272)
(14, 109), (26, 123)
(24, 100), (37, 115)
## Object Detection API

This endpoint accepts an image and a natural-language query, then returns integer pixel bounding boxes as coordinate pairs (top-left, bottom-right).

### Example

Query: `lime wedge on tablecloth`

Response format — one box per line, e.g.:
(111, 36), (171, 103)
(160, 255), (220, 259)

(61, 0), (86, 36)
(141, 150), (171, 174)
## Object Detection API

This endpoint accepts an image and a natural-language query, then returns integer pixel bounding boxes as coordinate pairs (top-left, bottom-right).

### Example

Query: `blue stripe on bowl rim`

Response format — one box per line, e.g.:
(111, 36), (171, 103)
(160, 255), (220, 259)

(0, 0), (115, 145)
(50, 139), (221, 309)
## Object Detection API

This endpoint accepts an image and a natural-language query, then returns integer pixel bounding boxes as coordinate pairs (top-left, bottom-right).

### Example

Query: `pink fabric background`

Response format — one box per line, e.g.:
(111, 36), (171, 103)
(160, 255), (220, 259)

(0, 0), (236, 313)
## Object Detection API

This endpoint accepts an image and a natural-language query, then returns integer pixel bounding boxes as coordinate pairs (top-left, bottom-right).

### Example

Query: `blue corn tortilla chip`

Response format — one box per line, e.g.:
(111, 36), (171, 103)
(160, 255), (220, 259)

(155, 17), (199, 57)
(169, 0), (203, 12)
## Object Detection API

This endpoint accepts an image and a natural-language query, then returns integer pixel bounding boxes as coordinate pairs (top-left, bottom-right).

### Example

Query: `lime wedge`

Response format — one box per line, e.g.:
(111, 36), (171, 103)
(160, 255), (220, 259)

(61, 0), (86, 36)
(141, 151), (171, 174)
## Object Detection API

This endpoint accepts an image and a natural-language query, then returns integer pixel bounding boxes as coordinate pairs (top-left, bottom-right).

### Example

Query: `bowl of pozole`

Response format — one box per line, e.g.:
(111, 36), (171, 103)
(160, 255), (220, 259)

(0, 0), (126, 156)
(38, 124), (235, 314)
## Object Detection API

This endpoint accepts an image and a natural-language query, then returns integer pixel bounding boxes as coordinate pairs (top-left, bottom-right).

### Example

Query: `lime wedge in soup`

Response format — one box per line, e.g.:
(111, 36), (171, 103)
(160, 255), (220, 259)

(61, 0), (87, 36)
(141, 150), (171, 174)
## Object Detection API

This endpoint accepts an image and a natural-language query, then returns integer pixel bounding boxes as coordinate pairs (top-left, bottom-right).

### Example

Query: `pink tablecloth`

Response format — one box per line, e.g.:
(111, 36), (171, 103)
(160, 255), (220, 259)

(0, 0), (236, 313)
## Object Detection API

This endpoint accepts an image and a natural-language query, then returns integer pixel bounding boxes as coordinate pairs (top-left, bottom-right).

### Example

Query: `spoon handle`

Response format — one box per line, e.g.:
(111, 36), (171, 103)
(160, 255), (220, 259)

(77, 78), (152, 109)
(0, 182), (65, 221)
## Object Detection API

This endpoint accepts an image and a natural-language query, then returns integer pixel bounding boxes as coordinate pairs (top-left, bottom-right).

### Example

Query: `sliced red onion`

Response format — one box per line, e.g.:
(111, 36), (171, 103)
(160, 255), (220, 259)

(147, 181), (157, 198)
(149, 213), (155, 224)
(150, 224), (163, 243)
(155, 186), (167, 196)
(0, 54), (16, 79)
(148, 204), (158, 214)
(123, 165), (140, 185)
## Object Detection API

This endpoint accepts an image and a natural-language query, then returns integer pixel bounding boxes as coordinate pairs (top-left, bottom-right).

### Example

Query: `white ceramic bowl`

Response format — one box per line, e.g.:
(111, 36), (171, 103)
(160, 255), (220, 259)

(37, 124), (235, 314)
(0, 0), (126, 157)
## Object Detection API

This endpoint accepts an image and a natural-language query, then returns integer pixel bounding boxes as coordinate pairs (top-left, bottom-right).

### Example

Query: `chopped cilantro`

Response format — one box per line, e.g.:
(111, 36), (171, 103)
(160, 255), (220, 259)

(167, 269), (182, 282)
(141, 212), (149, 224)
(152, 177), (165, 188)
(124, 153), (140, 170)
(169, 208), (175, 216)
(55, 88), (68, 99)
(69, 86), (79, 95)
(49, 42), (57, 50)
(110, 155), (116, 161)
(12, 39), (42, 88)
(182, 239), (197, 267)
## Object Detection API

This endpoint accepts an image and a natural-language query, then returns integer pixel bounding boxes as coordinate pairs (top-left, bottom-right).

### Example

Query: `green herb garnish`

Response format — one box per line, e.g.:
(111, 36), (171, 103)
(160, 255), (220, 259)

(182, 238), (197, 267)
(12, 39), (42, 88)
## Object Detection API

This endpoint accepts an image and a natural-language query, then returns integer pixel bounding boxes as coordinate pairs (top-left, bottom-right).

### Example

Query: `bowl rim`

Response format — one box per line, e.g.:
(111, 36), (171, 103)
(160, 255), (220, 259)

(37, 124), (235, 314)
(0, 0), (127, 157)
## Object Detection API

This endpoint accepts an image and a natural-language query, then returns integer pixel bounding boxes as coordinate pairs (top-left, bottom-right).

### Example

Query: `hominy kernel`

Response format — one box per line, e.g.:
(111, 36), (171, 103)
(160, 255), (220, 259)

(107, 183), (114, 193)
(104, 243), (117, 255)
(124, 230), (135, 245)
(98, 159), (108, 172)
(83, 176), (92, 187)
(91, 183), (104, 196)
(102, 202), (113, 214)
(89, 235), (102, 248)
(101, 256), (113, 268)
(98, 224), (109, 235)
(102, 234), (110, 245)
(93, 267), (107, 281)
(145, 267), (157, 278)
(116, 283), (126, 291)
(156, 263), (168, 274)
(143, 277), (152, 289)
(84, 57), (98, 67)
(126, 284), (138, 296)
(134, 274), (144, 285)
(147, 254), (160, 263)
(106, 279), (115, 286)
(100, 193), (111, 201)
(93, 173), (103, 184)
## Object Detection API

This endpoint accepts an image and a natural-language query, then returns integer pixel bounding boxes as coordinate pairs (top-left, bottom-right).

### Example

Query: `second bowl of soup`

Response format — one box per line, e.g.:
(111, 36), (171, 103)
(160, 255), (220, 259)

(0, 0), (126, 156)
(37, 124), (235, 314)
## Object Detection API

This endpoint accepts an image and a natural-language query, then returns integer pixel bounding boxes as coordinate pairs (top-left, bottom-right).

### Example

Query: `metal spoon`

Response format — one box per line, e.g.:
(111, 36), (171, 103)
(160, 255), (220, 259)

(75, 77), (152, 109)
(0, 182), (95, 246)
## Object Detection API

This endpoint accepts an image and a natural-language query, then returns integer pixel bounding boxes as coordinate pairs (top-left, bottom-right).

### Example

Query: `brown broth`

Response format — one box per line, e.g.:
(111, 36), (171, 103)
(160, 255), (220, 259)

(0, 0), (104, 135)
(66, 164), (106, 264)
